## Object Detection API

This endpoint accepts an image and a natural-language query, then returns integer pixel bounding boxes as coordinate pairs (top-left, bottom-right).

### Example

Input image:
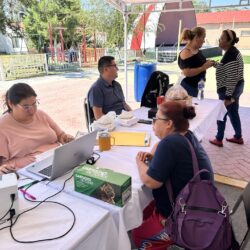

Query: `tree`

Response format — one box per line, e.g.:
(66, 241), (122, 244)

(193, 0), (211, 13)
(1, 0), (143, 50)
(22, 0), (82, 51)
(0, 0), (7, 33)
(0, 0), (34, 34)
(80, 0), (139, 48)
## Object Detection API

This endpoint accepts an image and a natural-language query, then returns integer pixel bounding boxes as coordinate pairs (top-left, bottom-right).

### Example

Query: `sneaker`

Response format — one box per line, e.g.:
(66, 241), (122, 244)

(226, 137), (244, 144)
(209, 138), (223, 147)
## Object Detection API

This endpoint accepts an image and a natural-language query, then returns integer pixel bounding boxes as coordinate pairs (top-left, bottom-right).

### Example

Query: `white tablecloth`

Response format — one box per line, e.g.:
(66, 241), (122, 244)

(0, 181), (118, 250)
(134, 98), (226, 141)
(18, 98), (226, 250)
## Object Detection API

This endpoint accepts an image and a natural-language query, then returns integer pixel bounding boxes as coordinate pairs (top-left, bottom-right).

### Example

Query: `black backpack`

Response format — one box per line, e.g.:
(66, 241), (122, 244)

(140, 71), (171, 108)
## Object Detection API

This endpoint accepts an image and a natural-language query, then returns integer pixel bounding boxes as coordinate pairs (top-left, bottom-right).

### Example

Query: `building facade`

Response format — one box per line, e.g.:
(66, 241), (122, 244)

(196, 10), (250, 49)
(0, 31), (27, 54)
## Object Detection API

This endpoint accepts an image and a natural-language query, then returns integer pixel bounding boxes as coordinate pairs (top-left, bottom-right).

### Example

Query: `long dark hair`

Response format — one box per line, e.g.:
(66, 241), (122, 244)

(4, 83), (37, 113)
(159, 101), (196, 132)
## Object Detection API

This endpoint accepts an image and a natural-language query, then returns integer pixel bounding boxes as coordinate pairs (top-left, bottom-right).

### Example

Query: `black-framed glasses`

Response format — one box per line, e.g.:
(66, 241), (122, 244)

(106, 64), (118, 69)
(18, 100), (40, 111)
(152, 116), (169, 124)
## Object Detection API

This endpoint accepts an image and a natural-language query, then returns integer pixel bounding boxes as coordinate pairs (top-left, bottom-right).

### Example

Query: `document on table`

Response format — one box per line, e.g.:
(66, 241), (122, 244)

(109, 131), (150, 146)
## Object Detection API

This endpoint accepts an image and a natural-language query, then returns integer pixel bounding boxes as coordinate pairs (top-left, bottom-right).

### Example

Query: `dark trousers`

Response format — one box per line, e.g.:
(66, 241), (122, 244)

(181, 80), (198, 97)
(216, 82), (244, 141)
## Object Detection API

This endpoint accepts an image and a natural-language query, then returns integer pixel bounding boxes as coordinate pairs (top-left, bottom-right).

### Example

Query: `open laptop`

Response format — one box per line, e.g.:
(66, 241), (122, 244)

(27, 130), (98, 180)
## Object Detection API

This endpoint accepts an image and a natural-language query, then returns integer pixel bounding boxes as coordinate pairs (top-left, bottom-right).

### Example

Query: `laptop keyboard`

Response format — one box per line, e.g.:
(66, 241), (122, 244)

(39, 165), (52, 177)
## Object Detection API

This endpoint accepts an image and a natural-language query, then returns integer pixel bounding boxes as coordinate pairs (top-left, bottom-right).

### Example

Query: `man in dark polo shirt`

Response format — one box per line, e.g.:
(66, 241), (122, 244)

(88, 56), (131, 120)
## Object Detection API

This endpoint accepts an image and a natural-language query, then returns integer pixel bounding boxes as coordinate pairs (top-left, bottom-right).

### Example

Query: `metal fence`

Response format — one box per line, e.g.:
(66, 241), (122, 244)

(0, 54), (47, 81)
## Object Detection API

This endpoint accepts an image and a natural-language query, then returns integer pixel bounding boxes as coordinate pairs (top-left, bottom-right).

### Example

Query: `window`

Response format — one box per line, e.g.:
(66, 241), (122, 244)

(11, 37), (20, 48)
(241, 30), (250, 37)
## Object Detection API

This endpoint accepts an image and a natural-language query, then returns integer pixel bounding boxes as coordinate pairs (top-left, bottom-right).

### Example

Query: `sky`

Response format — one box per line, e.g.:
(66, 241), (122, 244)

(204, 0), (250, 8)
(83, 0), (249, 11)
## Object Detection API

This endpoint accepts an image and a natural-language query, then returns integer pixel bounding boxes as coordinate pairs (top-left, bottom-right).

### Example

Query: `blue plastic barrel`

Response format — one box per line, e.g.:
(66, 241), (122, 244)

(134, 62), (156, 102)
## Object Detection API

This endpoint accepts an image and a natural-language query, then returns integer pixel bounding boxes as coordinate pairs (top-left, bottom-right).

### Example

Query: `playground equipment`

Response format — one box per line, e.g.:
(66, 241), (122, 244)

(47, 22), (101, 65)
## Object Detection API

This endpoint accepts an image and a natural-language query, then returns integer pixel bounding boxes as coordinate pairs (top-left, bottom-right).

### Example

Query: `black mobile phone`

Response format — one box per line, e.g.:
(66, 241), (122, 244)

(138, 119), (152, 125)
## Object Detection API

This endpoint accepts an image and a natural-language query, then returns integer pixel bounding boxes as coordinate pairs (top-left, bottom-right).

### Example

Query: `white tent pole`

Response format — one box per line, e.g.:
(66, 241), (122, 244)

(123, 8), (128, 101)
(232, 16), (235, 29)
(176, 19), (182, 59)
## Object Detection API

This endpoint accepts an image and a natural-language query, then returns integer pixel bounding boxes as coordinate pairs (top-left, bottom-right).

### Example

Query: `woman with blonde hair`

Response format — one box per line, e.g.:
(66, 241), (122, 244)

(178, 27), (214, 97)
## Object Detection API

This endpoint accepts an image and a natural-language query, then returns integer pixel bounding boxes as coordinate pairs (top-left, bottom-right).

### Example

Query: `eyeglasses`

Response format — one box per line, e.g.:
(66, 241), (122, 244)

(152, 116), (169, 124)
(106, 64), (118, 69)
(18, 100), (40, 111)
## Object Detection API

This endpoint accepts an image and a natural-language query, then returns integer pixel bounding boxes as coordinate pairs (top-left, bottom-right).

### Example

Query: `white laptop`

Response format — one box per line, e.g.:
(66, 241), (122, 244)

(27, 131), (97, 180)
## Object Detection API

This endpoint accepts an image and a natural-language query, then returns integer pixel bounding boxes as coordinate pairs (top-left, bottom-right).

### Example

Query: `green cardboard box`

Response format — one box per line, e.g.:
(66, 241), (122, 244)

(74, 164), (131, 207)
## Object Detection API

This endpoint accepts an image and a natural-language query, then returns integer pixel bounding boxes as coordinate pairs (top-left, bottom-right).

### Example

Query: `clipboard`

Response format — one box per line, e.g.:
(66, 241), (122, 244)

(109, 131), (150, 147)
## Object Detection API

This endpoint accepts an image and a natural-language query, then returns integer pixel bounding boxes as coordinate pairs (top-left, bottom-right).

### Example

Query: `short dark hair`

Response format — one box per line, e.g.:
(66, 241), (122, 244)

(98, 56), (115, 74)
(159, 101), (196, 132)
(4, 83), (37, 113)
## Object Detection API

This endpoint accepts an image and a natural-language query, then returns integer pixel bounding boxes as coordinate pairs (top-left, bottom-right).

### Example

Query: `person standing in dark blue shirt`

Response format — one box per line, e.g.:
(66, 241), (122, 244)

(132, 101), (213, 249)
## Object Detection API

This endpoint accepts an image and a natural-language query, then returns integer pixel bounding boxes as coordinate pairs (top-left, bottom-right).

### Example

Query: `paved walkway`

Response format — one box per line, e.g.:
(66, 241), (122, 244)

(202, 106), (250, 182)
(0, 70), (249, 184)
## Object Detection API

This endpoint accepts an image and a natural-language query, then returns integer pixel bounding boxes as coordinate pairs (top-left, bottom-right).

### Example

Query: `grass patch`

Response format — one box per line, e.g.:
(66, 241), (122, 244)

(243, 56), (250, 64)
(210, 55), (250, 64)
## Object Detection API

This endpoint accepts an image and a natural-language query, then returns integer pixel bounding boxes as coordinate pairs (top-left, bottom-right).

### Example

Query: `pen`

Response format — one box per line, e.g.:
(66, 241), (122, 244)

(19, 189), (37, 200)
(18, 180), (39, 190)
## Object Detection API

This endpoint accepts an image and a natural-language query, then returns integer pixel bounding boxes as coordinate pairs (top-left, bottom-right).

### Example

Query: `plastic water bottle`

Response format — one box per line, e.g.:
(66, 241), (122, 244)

(197, 78), (205, 100)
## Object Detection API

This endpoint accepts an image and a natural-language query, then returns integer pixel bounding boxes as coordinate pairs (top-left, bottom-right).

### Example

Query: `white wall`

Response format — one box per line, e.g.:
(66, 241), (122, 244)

(200, 23), (250, 49)
(0, 33), (13, 53)
(0, 31), (28, 54)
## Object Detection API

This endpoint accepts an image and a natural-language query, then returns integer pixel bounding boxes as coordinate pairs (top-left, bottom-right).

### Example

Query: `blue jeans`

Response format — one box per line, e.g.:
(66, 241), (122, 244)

(216, 82), (244, 141)
(181, 80), (198, 97)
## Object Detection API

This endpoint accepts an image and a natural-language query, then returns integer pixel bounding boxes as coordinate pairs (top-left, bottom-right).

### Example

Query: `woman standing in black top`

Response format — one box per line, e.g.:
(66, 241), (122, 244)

(178, 27), (214, 97)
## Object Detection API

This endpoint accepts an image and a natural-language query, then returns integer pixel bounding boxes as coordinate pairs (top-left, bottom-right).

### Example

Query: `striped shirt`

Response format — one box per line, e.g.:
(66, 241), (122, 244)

(215, 46), (244, 99)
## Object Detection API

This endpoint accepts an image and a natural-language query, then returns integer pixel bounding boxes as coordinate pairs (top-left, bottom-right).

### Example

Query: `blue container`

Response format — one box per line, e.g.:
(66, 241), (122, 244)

(134, 62), (156, 102)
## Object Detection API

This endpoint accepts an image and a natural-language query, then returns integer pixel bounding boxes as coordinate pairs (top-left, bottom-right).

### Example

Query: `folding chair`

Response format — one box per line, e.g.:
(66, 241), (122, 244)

(83, 97), (95, 132)
(230, 181), (250, 249)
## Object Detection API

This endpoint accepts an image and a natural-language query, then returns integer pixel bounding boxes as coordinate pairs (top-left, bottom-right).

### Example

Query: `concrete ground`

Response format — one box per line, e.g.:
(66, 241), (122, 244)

(0, 64), (249, 247)
(0, 64), (249, 184)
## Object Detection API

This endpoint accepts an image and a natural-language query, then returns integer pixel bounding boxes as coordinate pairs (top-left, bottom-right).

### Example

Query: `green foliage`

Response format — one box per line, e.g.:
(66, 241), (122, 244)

(80, 0), (139, 48)
(1, 0), (148, 51)
(193, 0), (211, 13)
(0, 0), (26, 34)
(210, 55), (250, 64)
(23, 0), (82, 51)
(0, 0), (6, 33)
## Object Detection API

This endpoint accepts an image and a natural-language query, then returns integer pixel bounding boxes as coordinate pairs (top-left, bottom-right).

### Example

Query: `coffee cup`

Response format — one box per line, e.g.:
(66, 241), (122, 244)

(98, 132), (115, 151)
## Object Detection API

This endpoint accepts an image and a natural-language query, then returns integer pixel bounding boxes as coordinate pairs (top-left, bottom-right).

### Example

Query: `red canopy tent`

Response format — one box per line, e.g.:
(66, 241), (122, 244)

(105, 0), (250, 99)
(105, 0), (196, 99)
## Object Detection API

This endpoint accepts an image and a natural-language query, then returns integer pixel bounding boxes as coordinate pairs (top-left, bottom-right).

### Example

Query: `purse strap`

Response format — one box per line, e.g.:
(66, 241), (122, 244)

(166, 135), (200, 206)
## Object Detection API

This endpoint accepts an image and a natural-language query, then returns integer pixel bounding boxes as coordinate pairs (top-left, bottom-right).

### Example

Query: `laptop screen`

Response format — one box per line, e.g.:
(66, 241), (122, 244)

(27, 130), (98, 180)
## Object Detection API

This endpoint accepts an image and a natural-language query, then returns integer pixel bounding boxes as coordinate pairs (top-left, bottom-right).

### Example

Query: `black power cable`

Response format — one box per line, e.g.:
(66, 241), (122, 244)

(0, 194), (15, 222)
(3, 174), (76, 243)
